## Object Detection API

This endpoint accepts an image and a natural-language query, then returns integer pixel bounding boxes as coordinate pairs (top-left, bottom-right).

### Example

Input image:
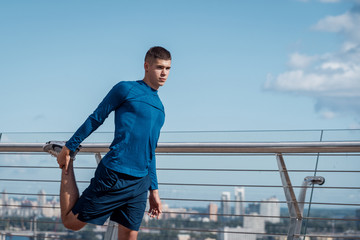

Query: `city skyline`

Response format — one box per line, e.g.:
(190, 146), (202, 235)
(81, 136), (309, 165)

(0, 187), (281, 218)
(0, 189), (60, 219)
(1, 187), (358, 239)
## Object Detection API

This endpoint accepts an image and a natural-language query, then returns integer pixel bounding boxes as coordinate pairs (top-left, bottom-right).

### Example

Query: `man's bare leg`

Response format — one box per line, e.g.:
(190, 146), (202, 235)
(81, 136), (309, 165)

(118, 224), (138, 240)
(60, 160), (87, 231)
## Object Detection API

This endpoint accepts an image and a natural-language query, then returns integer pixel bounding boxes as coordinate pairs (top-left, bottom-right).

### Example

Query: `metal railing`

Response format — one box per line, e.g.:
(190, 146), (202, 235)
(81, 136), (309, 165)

(0, 130), (359, 240)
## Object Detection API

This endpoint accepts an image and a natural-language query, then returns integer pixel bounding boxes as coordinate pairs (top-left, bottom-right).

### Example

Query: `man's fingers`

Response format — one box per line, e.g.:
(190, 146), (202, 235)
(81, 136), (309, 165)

(64, 158), (70, 175)
(148, 208), (161, 219)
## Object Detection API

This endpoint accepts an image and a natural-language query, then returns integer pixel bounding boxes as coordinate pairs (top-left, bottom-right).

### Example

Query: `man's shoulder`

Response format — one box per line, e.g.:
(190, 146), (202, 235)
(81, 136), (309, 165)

(114, 80), (138, 88)
(112, 80), (139, 92)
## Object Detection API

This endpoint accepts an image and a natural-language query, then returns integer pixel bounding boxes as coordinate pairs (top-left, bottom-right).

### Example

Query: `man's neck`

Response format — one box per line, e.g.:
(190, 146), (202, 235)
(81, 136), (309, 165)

(142, 78), (158, 90)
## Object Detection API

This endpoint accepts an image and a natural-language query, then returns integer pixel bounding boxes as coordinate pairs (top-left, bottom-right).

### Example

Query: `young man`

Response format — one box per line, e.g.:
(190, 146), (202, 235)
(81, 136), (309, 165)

(46, 46), (171, 240)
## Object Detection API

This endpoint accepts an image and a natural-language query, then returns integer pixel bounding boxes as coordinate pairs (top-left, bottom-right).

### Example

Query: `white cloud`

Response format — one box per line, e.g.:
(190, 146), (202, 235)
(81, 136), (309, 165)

(312, 10), (360, 41)
(320, 110), (337, 119)
(265, 3), (360, 119)
(267, 52), (360, 97)
(288, 52), (318, 69)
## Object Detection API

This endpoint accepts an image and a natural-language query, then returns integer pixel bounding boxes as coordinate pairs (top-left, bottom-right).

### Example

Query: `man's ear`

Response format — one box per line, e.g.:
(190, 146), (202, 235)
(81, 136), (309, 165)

(144, 61), (149, 72)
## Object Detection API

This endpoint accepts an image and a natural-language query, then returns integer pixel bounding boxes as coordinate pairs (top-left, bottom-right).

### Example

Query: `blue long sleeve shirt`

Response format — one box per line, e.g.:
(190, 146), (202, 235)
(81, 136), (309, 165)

(65, 80), (165, 190)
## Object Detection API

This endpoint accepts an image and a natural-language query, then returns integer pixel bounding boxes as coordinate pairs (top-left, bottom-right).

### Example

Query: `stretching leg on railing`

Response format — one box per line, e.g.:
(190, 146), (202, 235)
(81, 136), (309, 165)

(58, 146), (87, 231)
(56, 144), (148, 239)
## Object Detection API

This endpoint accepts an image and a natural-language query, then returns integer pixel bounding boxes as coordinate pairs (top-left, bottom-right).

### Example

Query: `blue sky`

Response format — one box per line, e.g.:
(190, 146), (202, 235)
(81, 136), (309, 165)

(0, 0), (359, 208)
(1, 0), (359, 133)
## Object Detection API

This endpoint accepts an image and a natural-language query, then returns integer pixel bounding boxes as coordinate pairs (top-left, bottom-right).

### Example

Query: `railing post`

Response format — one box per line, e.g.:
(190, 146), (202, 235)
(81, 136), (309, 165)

(298, 176), (325, 214)
(276, 153), (302, 240)
(104, 221), (118, 240)
(277, 154), (326, 239)
(95, 152), (102, 165)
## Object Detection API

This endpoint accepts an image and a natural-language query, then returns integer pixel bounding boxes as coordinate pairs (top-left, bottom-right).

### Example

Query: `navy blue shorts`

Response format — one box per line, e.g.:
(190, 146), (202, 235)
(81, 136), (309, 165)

(72, 161), (150, 231)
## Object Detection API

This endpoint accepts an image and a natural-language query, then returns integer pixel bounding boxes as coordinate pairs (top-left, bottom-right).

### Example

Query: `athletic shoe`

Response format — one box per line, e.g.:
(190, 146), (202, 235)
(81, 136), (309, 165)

(43, 141), (81, 160)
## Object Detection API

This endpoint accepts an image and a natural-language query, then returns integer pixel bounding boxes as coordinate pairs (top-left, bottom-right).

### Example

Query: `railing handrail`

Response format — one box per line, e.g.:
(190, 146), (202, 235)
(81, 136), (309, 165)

(0, 141), (359, 153)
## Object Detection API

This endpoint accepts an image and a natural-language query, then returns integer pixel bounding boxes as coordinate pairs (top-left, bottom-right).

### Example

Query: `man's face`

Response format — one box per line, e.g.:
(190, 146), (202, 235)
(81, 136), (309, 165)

(144, 58), (171, 90)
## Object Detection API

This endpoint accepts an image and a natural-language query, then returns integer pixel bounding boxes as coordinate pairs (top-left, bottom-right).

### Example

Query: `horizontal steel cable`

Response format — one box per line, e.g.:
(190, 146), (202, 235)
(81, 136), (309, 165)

(140, 226), (360, 239)
(1, 178), (359, 189)
(1, 204), (359, 222)
(2, 152), (360, 157)
(0, 205), (285, 219)
(0, 234), (77, 240)
(140, 226), (286, 237)
(158, 168), (360, 172)
(1, 165), (360, 174)
(2, 191), (359, 207)
(0, 192), (59, 197)
(160, 198), (360, 206)
(0, 165), (95, 169)
(156, 153), (360, 156)
(304, 234), (360, 239)
(159, 182), (360, 189)
(0, 204), (60, 209)
(0, 230), (99, 240)
(0, 129), (355, 134)
(151, 211), (360, 222)
(0, 165), (360, 173)
(0, 218), (110, 228)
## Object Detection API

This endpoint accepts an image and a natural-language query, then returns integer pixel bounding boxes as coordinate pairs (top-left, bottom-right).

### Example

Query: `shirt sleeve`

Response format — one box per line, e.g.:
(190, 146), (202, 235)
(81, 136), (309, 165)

(148, 151), (158, 190)
(65, 82), (130, 152)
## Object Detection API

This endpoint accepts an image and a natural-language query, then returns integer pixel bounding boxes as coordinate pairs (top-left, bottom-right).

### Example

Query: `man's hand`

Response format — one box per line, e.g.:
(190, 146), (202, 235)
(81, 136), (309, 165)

(57, 146), (71, 174)
(148, 189), (162, 219)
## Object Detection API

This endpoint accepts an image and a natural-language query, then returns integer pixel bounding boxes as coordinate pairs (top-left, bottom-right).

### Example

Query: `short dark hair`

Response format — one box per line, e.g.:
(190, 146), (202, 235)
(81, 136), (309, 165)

(145, 46), (171, 63)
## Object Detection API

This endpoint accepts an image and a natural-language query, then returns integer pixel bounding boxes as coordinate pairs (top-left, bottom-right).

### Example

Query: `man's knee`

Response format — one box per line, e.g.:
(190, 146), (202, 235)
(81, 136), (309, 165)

(118, 224), (138, 240)
(63, 221), (84, 231)
(62, 213), (86, 231)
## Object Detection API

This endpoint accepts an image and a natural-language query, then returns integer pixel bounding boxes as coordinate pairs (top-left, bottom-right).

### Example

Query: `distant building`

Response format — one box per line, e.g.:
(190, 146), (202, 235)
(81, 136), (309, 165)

(234, 187), (245, 216)
(219, 226), (256, 240)
(161, 203), (187, 220)
(0, 188), (60, 218)
(219, 213), (265, 240)
(178, 234), (191, 240)
(38, 190), (46, 206)
(20, 199), (37, 217)
(208, 203), (218, 221)
(37, 189), (60, 218)
(260, 196), (280, 223)
(221, 192), (231, 220)
(2, 189), (8, 203)
(243, 213), (265, 234)
(247, 202), (260, 214)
